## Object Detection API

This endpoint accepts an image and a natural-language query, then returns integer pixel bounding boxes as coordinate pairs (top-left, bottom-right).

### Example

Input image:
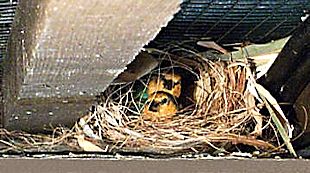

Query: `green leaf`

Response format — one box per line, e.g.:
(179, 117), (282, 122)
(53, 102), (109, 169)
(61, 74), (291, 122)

(263, 97), (297, 157)
(255, 83), (296, 157)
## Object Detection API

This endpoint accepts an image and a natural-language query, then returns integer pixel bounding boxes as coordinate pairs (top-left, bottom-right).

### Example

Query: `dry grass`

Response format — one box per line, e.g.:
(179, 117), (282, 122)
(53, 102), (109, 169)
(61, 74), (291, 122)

(0, 128), (78, 152)
(75, 51), (285, 155)
(0, 50), (294, 157)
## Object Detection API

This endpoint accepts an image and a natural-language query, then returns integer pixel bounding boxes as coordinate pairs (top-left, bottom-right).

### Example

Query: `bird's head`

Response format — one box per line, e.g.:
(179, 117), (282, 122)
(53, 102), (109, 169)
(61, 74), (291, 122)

(147, 72), (182, 98)
(142, 91), (178, 119)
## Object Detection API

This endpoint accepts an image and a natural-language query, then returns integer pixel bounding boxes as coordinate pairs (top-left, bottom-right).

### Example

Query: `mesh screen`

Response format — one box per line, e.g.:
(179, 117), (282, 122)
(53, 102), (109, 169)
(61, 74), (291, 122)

(150, 0), (310, 48)
(0, 0), (18, 58)
(0, 1), (310, 55)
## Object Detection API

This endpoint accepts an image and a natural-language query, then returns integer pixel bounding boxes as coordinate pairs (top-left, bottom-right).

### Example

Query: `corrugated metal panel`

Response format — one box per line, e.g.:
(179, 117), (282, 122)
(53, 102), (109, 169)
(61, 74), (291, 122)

(150, 0), (310, 48)
(0, 0), (18, 58)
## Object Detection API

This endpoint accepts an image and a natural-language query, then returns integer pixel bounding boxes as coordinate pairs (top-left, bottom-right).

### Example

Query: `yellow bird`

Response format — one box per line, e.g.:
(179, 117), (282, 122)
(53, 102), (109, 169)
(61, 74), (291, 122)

(147, 72), (182, 98)
(142, 91), (178, 120)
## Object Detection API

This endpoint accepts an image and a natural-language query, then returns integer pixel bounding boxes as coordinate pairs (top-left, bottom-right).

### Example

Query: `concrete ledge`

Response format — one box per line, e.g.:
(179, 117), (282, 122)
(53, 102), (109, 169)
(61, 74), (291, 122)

(0, 158), (309, 173)
(2, 0), (180, 131)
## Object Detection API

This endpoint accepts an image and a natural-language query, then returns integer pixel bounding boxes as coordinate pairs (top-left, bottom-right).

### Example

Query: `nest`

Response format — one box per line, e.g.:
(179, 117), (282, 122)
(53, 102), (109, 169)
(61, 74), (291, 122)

(0, 128), (78, 152)
(75, 51), (293, 156)
(0, 49), (295, 157)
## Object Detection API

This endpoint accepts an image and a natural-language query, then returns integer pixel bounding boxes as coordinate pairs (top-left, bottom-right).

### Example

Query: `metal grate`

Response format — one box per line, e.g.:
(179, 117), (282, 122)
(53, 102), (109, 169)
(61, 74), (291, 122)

(150, 0), (310, 47)
(0, 0), (18, 58)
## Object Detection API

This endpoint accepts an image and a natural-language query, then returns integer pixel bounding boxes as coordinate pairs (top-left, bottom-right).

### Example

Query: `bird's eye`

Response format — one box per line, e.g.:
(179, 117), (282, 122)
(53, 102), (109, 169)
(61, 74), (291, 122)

(161, 98), (168, 104)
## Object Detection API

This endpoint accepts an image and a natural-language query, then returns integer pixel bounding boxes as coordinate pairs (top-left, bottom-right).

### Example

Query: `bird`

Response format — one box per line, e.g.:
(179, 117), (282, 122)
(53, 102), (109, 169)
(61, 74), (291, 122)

(142, 91), (178, 120)
(147, 72), (182, 98)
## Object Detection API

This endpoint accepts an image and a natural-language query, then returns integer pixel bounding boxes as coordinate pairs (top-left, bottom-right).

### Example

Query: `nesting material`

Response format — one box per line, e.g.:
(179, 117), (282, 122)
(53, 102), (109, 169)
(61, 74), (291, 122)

(75, 51), (294, 155)
(0, 50), (295, 156)
(0, 128), (78, 152)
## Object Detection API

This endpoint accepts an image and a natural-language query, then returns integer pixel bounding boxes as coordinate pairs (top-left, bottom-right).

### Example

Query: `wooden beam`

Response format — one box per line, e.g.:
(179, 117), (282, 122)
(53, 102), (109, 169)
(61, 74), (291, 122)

(291, 83), (310, 150)
(280, 51), (310, 103)
(260, 17), (310, 96)
(2, 0), (180, 131)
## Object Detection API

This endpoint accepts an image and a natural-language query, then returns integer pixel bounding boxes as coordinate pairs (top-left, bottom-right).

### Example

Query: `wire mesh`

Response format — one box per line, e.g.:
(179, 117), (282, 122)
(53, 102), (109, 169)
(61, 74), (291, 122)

(0, 0), (18, 58)
(150, 0), (310, 48)
(0, 0), (310, 56)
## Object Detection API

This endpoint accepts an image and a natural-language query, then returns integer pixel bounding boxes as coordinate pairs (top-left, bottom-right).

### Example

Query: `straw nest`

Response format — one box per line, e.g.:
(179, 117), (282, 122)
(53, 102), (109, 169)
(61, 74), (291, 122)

(0, 50), (295, 156)
(75, 51), (292, 155)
